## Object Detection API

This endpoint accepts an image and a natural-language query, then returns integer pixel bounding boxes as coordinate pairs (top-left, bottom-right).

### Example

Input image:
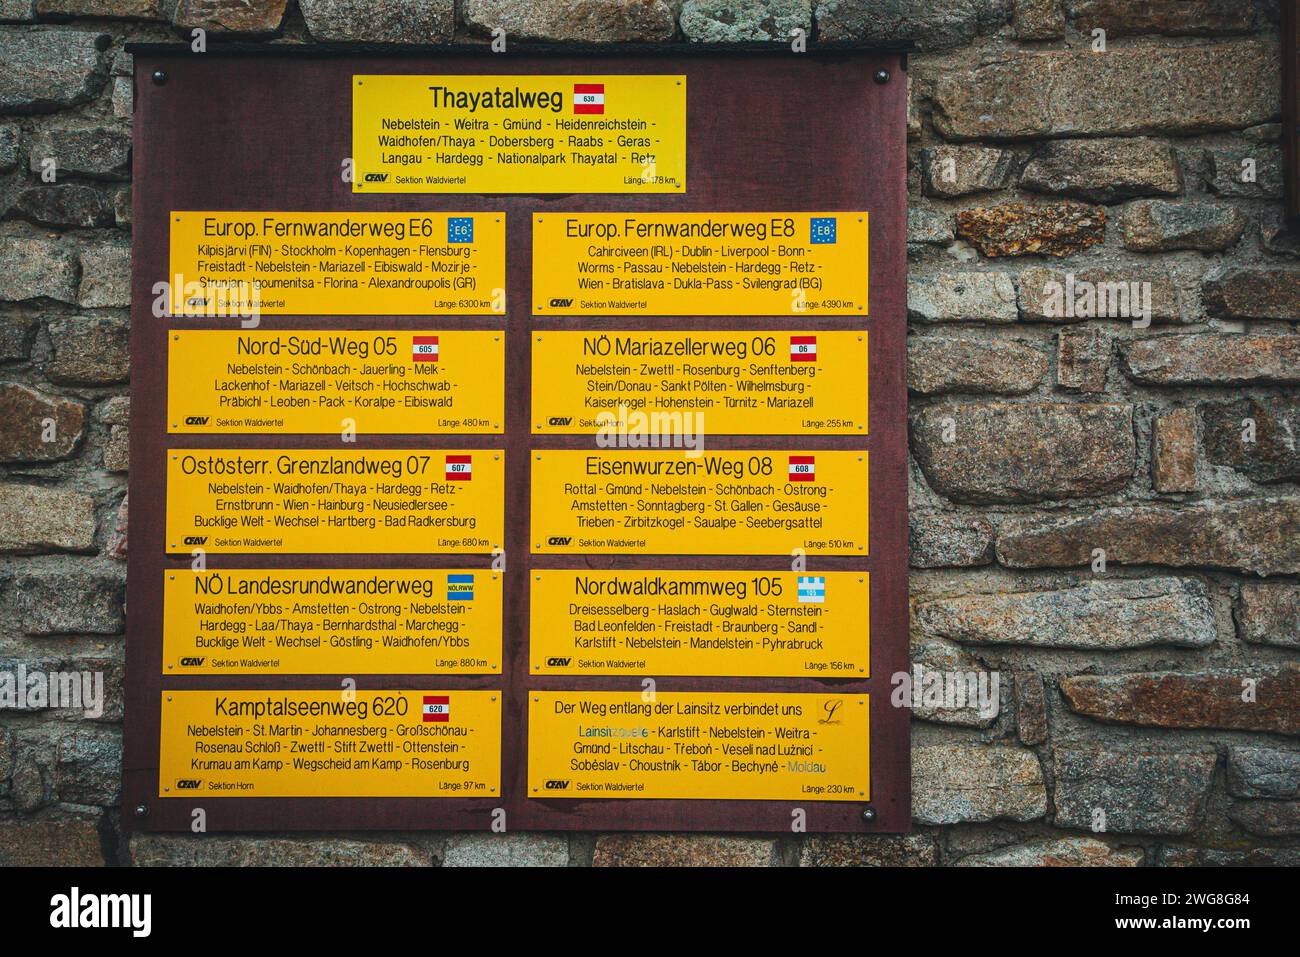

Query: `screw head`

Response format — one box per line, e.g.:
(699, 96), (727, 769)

(873, 69), (890, 85)
(862, 807), (876, 821)
(134, 803), (149, 817)
(152, 69), (167, 85)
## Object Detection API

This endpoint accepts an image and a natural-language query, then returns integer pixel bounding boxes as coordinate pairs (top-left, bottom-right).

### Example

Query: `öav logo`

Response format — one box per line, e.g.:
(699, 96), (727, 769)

(548, 298), (574, 308)
(544, 779), (571, 790)
(183, 536), (207, 545)
(184, 416), (209, 425)
(546, 657), (572, 667)
(547, 536), (572, 546)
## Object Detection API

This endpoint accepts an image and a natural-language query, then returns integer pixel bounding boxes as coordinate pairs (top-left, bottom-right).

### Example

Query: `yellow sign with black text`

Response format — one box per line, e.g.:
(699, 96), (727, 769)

(168, 330), (504, 434)
(352, 75), (685, 194)
(530, 570), (868, 677)
(528, 691), (869, 801)
(532, 212), (868, 316)
(159, 690), (501, 798)
(532, 330), (868, 434)
(165, 449), (504, 554)
(168, 211), (506, 316)
(164, 569), (502, 674)
(531, 449), (868, 555)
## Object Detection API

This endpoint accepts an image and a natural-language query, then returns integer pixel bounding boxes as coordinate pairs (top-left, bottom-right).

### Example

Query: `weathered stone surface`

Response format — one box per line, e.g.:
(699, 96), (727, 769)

(45, 315), (129, 385)
(104, 425), (128, 472)
(1207, 146), (1283, 199)
(1067, 0), (1254, 36)
(909, 512), (995, 568)
(908, 336), (1047, 396)
(917, 577), (1215, 650)
(1152, 406), (1197, 493)
(1015, 671), (1047, 745)
(921, 145), (1015, 198)
(1056, 329), (1110, 392)
(113, 185), (131, 228)
(131, 835), (426, 865)
(913, 744), (1047, 825)
(1122, 200), (1245, 252)
(1013, 0), (1063, 39)
(0, 124), (20, 172)
(0, 568), (123, 634)
(907, 208), (954, 246)
(0, 483), (96, 553)
(908, 272), (1018, 323)
(0, 383), (83, 463)
(0, 315), (40, 360)
(592, 834), (774, 866)
(910, 641), (1001, 728)
(0, 812), (104, 865)
(28, 125), (130, 181)
(931, 42), (1278, 141)
(1122, 334), (1300, 385)
(960, 837), (1144, 866)
(997, 499), (1300, 575)
(300, 0), (454, 42)
(1018, 265), (1179, 323)
(800, 833), (938, 866)
(0, 29), (109, 114)
(443, 833), (567, 867)
(1202, 267), (1300, 321)
(1237, 585), (1300, 649)
(54, 728), (120, 805)
(957, 202), (1106, 257)
(98, 395), (129, 426)
(910, 402), (1134, 504)
(816, 0), (998, 50)
(1228, 801), (1300, 837)
(0, 237), (78, 304)
(1202, 397), (1300, 484)
(680, 0), (808, 41)
(1161, 846), (1300, 866)
(462, 0), (676, 42)
(111, 76), (131, 118)
(77, 242), (131, 308)
(172, 0), (288, 34)
(1061, 669), (1300, 736)
(0, 0), (36, 21)
(1054, 749), (1216, 835)
(35, 0), (168, 18)
(10, 184), (114, 229)
(1226, 747), (1300, 798)
(106, 493), (127, 559)
(1021, 138), (1181, 203)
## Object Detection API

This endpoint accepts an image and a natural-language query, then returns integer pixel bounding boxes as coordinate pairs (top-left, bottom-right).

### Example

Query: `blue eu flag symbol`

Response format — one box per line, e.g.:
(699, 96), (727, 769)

(810, 217), (837, 244)
(448, 217), (474, 244)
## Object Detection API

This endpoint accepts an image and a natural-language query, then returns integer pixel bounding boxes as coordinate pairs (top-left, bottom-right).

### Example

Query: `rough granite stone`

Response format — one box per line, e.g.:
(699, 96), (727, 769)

(959, 837), (1144, 866)
(957, 202), (1106, 257)
(1066, 0), (1254, 37)
(172, 0), (288, 34)
(913, 744), (1047, 825)
(915, 577), (1216, 650)
(1014, 671), (1047, 745)
(1207, 146), (1283, 200)
(1152, 406), (1198, 493)
(54, 727), (121, 805)
(11, 184), (114, 229)
(1053, 749), (1216, 835)
(1161, 846), (1300, 867)
(1056, 328), (1110, 392)
(0, 237), (79, 304)
(593, 834), (775, 866)
(996, 499), (1300, 575)
(1018, 265), (1179, 323)
(800, 833), (938, 866)
(0, 568), (123, 634)
(921, 145), (1015, 198)
(45, 315), (130, 385)
(0, 383), (84, 463)
(816, 0), (998, 50)
(0, 812), (104, 865)
(0, 483), (97, 553)
(909, 512), (995, 568)
(908, 336), (1047, 396)
(0, 124), (22, 172)
(1020, 138), (1181, 203)
(1122, 200), (1245, 253)
(35, 0), (168, 18)
(1237, 585), (1300, 650)
(907, 208), (954, 246)
(931, 42), (1278, 141)
(1013, 0), (1063, 39)
(442, 833), (568, 867)
(104, 425), (128, 472)
(1122, 334), (1300, 385)
(77, 242), (131, 308)
(1227, 801), (1300, 838)
(680, 0), (809, 41)
(910, 402), (1134, 504)
(908, 272), (1018, 323)
(1226, 747), (1300, 798)
(28, 125), (131, 181)
(0, 315), (40, 360)
(299, 0), (455, 42)
(1202, 267), (1300, 321)
(130, 835), (427, 865)
(0, 29), (109, 114)
(1202, 397), (1300, 484)
(1060, 669), (1300, 736)
(462, 0), (676, 42)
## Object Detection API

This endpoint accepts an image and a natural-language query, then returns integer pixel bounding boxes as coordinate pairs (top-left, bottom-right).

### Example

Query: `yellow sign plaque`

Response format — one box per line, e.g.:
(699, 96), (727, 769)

(166, 449), (504, 554)
(164, 569), (502, 675)
(352, 74), (685, 194)
(532, 330), (868, 435)
(168, 330), (504, 434)
(530, 570), (868, 677)
(532, 212), (868, 316)
(168, 211), (506, 316)
(528, 691), (869, 801)
(159, 690), (501, 798)
(530, 449), (868, 555)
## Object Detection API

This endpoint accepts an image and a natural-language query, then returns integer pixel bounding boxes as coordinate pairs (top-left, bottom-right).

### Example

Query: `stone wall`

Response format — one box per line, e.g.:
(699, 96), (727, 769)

(1, 0), (1298, 867)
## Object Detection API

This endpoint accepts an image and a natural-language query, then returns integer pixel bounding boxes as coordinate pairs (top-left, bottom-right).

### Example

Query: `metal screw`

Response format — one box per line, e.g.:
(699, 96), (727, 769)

(135, 804), (149, 817)
(873, 69), (890, 85)
(152, 69), (167, 85)
(862, 807), (876, 821)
